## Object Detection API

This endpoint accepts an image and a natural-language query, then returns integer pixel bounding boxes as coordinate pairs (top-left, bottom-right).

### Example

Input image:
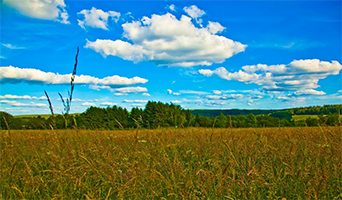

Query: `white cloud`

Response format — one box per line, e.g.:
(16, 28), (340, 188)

(276, 89), (326, 102)
(205, 101), (227, 107)
(171, 100), (182, 104)
(0, 94), (46, 100)
(252, 95), (263, 99)
(100, 102), (117, 106)
(276, 96), (306, 102)
(198, 69), (214, 76)
(72, 98), (98, 102)
(168, 4), (176, 12)
(181, 99), (203, 105)
(0, 100), (47, 107)
(114, 93), (127, 96)
(206, 21), (225, 34)
(0, 66), (148, 87)
(2, 43), (25, 50)
(247, 100), (255, 106)
(212, 90), (222, 95)
(277, 96), (291, 101)
(205, 95), (221, 100)
(82, 102), (96, 106)
(85, 39), (145, 62)
(206, 94), (244, 100)
(85, 12), (246, 67)
(89, 85), (148, 95)
(114, 86), (148, 93)
(78, 7), (120, 30)
(3, 0), (69, 24)
(199, 59), (342, 92)
(183, 5), (205, 25)
(142, 93), (150, 96)
(89, 85), (111, 91)
(123, 99), (148, 103)
(167, 89), (181, 96)
(178, 90), (209, 95)
(292, 89), (326, 96)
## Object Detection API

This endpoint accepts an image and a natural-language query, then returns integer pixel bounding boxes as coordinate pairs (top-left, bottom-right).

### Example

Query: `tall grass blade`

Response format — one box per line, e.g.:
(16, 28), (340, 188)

(44, 90), (54, 117)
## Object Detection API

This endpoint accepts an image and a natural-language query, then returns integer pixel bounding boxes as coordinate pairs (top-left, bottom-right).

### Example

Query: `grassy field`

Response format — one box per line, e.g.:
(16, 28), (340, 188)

(292, 115), (319, 121)
(292, 114), (342, 121)
(1, 127), (341, 199)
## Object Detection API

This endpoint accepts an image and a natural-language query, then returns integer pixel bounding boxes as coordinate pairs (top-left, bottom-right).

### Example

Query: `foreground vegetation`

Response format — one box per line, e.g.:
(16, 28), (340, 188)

(1, 126), (341, 199)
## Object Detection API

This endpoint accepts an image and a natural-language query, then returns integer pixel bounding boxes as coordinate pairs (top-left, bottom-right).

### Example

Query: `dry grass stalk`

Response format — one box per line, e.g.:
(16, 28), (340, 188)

(59, 47), (79, 114)
(44, 90), (54, 118)
(2, 116), (11, 135)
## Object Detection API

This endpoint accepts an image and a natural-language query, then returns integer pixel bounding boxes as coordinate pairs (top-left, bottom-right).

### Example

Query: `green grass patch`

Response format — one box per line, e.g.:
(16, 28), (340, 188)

(292, 115), (319, 121)
(292, 115), (342, 121)
(14, 114), (52, 119)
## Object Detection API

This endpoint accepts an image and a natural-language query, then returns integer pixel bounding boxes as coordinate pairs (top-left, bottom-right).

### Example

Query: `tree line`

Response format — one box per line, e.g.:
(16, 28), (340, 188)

(1, 102), (341, 130)
(191, 104), (341, 117)
(288, 104), (342, 115)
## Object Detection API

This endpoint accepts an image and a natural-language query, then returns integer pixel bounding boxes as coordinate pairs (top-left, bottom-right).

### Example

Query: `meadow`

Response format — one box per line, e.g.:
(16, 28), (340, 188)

(1, 126), (341, 199)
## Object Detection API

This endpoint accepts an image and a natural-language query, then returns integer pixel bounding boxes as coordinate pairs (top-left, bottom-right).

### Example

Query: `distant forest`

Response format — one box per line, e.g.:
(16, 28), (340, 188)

(191, 104), (342, 117)
(1, 103), (341, 130)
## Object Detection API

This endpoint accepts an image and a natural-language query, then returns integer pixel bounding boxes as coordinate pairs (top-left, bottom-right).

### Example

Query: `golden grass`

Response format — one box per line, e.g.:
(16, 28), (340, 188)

(1, 127), (341, 199)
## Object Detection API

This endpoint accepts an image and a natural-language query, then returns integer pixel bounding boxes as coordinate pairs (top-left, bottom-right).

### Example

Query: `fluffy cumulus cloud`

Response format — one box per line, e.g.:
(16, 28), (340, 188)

(85, 11), (246, 67)
(206, 22), (225, 34)
(78, 7), (120, 30)
(0, 66), (148, 87)
(199, 59), (342, 92)
(183, 5), (205, 25)
(3, 0), (69, 24)
(168, 4), (176, 12)
(212, 90), (222, 95)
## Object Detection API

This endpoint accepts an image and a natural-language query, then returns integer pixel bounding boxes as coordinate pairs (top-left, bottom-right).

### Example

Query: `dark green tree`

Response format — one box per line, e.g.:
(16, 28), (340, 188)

(0, 111), (22, 130)
(215, 113), (227, 128)
(256, 115), (278, 127)
(143, 101), (157, 128)
(305, 117), (319, 126)
(129, 107), (144, 128)
(245, 113), (257, 127)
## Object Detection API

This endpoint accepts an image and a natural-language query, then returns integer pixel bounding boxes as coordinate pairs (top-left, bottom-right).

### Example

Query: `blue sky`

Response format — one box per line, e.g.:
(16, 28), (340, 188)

(0, 0), (341, 115)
